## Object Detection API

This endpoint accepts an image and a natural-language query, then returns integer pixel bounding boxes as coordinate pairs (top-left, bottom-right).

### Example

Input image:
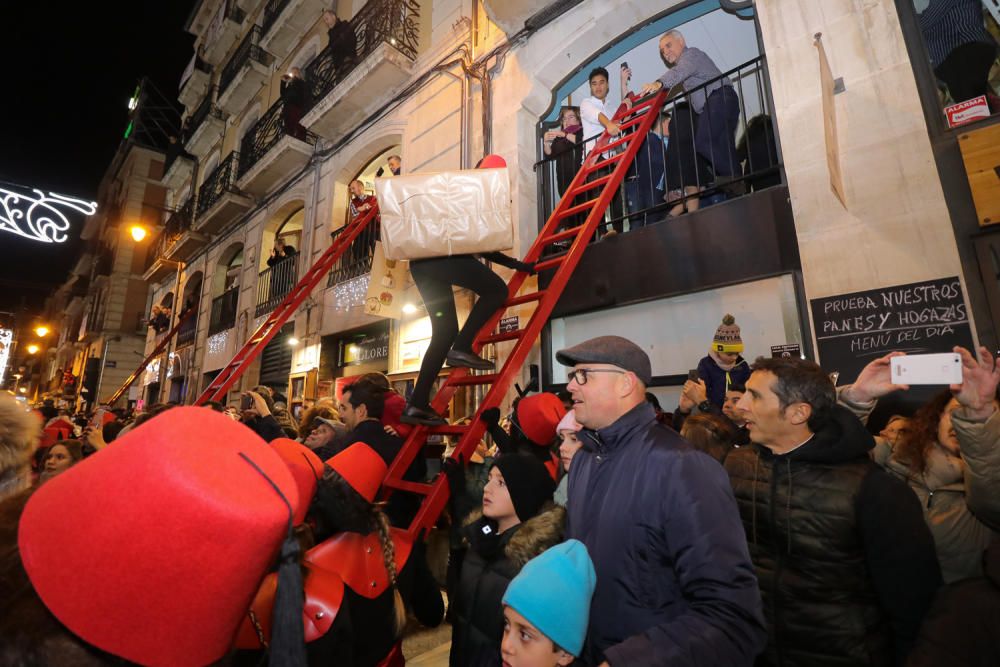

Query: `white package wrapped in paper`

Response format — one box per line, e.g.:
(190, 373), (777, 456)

(374, 167), (513, 261)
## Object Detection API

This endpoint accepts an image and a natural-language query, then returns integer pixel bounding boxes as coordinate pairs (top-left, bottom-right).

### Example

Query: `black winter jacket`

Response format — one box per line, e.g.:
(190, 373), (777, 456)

(697, 354), (751, 408)
(450, 505), (566, 667)
(346, 420), (426, 527)
(566, 402), (766, 666)
(724, 406), (942, 666)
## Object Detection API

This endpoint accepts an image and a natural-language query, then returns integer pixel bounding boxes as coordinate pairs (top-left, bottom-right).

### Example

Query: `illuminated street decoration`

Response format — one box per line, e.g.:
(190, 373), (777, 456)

(0, 186), (97, 243)
(0, 328), (12, 386)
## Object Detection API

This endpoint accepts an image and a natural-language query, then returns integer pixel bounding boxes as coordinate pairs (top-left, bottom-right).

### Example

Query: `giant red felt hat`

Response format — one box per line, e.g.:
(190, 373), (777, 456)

(477, 154), (507, 169)
(325, 442), (387, 503)
(18, 407), (299, 667)
(516, 393), (567, 446)
(271, 437), (324, 525)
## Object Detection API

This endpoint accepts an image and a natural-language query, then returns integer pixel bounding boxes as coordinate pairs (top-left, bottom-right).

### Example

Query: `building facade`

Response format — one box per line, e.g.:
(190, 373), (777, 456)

(124, 0), (998, 413)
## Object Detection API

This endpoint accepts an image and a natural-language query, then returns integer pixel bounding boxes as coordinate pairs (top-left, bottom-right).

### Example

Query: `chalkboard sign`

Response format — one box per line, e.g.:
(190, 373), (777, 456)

(811, 276), (975, 385)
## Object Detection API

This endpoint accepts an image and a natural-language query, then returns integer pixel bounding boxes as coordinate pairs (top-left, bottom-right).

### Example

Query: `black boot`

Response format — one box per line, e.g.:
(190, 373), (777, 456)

(445, 349), (494, 370)
(401, 404), (447, 426)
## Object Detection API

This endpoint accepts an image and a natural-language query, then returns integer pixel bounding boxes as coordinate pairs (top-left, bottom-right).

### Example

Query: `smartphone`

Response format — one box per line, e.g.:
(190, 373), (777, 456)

(621, 61), (629, 70)
(240, 394), (254, 411)
(687, 369), (700, 382)
(890, 353), (962, 385)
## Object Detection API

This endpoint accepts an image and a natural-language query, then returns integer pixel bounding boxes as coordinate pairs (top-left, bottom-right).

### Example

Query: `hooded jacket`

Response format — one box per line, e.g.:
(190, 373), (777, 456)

(724, 405), (942, 666)
(566, 402), (766, 666)
(697, 353), (751, 408)
(450, 504), (566, 667)
(843, 394), (1000, 584)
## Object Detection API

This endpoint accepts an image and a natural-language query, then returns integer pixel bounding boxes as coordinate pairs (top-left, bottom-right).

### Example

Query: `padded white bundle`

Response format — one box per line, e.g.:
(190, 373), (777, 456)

(375, 167), (513, 261)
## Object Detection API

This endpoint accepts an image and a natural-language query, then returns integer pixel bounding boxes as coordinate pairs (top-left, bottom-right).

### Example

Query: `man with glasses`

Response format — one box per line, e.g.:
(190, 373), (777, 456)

(557, 335), (765, 666)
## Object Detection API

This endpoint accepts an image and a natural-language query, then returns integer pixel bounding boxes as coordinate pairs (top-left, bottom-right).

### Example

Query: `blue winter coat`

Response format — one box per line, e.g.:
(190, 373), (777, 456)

(697, 354), (751, 408)
(566, 402), (766, 666)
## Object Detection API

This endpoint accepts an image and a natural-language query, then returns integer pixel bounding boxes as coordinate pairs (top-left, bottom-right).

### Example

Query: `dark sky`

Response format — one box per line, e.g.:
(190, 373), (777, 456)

(0, 2), (195, 314)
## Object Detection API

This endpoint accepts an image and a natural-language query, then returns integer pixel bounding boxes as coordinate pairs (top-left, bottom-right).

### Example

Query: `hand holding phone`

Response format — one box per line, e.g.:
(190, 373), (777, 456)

(890, 353), (962, 385)
(240, 393), (254, 411)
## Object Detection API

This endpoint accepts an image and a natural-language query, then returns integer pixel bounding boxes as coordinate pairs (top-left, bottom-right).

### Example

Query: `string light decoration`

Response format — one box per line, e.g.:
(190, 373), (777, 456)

(0, 184), (97, 244)
(207, 330), (230, 356)
(333, 274), (371, 312)
(0, 328), (12, 386)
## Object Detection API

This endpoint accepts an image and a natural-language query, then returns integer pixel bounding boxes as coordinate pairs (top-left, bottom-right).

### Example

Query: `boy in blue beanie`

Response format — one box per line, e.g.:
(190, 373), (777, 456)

(501, 540), (596, 667)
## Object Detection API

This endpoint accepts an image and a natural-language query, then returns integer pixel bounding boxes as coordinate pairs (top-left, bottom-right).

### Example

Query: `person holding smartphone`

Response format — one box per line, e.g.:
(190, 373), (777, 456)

(239, 391), (284, 442)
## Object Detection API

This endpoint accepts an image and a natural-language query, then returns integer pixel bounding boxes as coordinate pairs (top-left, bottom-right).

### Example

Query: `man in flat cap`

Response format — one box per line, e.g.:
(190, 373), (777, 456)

(557, 335), (765, 666)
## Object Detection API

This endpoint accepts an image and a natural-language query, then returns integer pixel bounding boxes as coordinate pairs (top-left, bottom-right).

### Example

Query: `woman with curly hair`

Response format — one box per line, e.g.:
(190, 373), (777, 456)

(847, 347), (1000, 583)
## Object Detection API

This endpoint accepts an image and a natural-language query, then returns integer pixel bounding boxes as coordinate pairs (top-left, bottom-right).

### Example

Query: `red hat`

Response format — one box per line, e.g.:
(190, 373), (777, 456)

(18, 407), (300, 667)
(271, 438), (324, 525)
(516, 393), (567, 446)
(325, 442), (387, 503)
(477, 154), (507, 169)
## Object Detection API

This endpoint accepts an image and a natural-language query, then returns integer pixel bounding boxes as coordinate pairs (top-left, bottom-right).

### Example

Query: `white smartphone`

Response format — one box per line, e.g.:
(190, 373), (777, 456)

(890, 353), (962, 385)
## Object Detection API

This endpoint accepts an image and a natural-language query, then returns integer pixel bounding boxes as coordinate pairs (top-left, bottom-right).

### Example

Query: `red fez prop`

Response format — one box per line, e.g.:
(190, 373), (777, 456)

(478, 154), (507, 169)
(325, 442), (387, 503)
(271, 437), (324, 525)
(18, 407), (301, 667)
(516, 393), (567, 446)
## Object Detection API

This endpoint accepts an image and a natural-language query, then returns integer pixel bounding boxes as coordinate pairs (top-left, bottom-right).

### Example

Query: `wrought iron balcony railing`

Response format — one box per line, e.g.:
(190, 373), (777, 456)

(209, 287), (240, 335)
(177, 307), (198, 347)
(185, 86), (222, 141)
(261, 0), (292, 37)
(197, 152), (242, 217)
(256, 255), (298, 317)
(147, 199), (194, 269)
(304, 0), (420, 111)
(326, 218), (379, 286)
(220, 25), (270, 96)
(237, 97), (317, 177)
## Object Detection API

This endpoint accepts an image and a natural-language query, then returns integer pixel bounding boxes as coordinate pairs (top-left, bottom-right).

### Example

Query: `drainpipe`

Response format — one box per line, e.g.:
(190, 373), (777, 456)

(95, 335), (122, 404)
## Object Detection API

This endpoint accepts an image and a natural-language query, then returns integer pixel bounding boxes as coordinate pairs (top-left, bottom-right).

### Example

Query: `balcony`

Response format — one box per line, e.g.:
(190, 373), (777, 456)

(177, 310), (198, 347)
(143, 205), (194, 283)
(259, 0), (327, 57)
(202, 4), (247, 67)
(256, 255), (297, 317)
(178, 53), (212, 111)
(301, 0), (420, 139)
(236, 97), (316, 195)
(184, 87), (226, 157)
(195, 152), (253, 234)
(217, 25), (272, 116)
(209, 287), (240, 335)
(162, 149), (194, 191)
(166, 201), (208, 262)
(327, 219), (378, 286)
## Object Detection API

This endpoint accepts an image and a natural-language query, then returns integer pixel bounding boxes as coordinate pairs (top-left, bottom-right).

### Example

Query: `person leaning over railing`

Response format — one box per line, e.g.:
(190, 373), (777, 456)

(641, 29), (741, 185)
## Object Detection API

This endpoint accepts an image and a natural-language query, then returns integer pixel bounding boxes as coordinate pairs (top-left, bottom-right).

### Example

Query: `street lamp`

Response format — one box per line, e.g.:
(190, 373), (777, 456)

(34, 325), (50, 337)
(26, 344), (40, 355)
(129, 225), (148, 242)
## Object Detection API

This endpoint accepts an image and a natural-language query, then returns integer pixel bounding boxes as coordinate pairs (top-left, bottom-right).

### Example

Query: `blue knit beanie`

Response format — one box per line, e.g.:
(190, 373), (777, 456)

(502, 539), (596, 656)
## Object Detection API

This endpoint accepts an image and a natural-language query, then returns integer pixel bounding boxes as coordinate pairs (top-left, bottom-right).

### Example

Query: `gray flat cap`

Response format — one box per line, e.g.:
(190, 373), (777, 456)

(556, 335), (652, 385)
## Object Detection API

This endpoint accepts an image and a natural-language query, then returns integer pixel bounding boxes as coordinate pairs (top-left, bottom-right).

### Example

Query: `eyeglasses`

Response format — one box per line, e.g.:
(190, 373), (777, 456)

(566, 368), (625, 386)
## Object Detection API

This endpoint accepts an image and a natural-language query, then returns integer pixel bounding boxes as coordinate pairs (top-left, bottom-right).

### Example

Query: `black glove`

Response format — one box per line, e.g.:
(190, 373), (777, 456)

(511, 259), (536, 275)
(442, 454), (466, 497)
(480, 407), (501, 429)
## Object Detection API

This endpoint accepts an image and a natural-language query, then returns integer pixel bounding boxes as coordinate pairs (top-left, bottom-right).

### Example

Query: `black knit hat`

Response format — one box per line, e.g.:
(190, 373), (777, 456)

(491, 453), (555, 522)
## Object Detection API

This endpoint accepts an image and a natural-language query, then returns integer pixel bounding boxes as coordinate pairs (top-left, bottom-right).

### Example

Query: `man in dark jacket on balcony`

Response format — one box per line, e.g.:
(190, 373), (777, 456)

(725, 356), (942, 665)
(323, 10), (357, 71)
(557, 335), (766, 666)
(279, 67), (308, 140)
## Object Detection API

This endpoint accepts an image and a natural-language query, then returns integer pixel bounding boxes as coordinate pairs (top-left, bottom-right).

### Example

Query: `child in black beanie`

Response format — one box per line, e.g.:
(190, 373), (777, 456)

(449, 454), (565, 667)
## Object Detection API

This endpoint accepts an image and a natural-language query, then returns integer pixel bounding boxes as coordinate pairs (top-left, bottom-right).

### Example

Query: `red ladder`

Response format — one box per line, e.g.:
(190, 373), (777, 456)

(383, 90), (669, 540)
(194, 206), (380, 405)
(106, 306), (198, 406)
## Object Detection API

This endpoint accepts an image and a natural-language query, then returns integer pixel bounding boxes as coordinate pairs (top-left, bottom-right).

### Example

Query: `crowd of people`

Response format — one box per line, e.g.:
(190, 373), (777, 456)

(3, 301), (999, 665)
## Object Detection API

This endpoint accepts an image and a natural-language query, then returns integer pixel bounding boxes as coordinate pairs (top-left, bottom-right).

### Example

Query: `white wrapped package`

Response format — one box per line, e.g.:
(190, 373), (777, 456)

(374, 167), (513, 261)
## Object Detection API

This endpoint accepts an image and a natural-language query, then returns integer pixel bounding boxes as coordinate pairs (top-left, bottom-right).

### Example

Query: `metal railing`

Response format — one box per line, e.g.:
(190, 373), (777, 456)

(256, 255), (298, 317)
(327, 218), (379, 286)
(219, 25), (270, 96)
(197, 152), (242, 217)
(536, 56), (780, 240)
(209, 287), (240, 335)
(147, 199), (194, 269)
(177, 306), (198, 346)
(261, 0), (292, 37)
(237, 97), (317, 177)
(303, 0), (420, 111)
(184, 86), (222, 142)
